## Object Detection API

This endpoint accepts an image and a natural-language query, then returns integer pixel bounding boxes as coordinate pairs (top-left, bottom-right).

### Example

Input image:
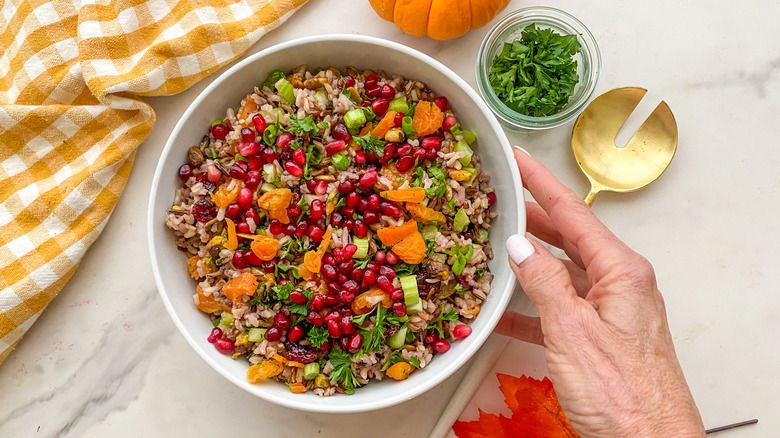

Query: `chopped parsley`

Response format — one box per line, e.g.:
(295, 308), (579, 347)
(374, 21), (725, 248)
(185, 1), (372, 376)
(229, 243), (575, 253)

(329, 350), (359, 394)
(289, 115), (321, 136)
(408, 356), (421, 368)
(426, 305), (459, 338)
(308, 326), (329, 348)
(270, 281), (294, 301)
(352, 305), (388, 354)
(393, 261), (419, 276)
(353, 132), (385, 157)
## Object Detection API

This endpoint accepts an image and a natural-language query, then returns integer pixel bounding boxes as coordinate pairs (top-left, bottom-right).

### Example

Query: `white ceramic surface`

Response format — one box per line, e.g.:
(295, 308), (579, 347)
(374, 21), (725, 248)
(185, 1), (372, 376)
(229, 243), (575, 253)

(147, 35), (524, 413)
(1, 1), (778, 437)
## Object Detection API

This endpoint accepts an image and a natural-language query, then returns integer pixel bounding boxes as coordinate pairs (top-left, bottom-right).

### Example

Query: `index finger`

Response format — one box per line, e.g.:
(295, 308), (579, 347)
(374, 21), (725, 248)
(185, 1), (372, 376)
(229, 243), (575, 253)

(513, 147), (625, 269)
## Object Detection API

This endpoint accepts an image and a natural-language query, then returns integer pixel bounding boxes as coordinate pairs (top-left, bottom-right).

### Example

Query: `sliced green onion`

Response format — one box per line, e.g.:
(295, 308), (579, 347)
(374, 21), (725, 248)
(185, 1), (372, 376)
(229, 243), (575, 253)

(276, 79), (295, 105)
(303, 362), (320, 380)
(453, 208), (469, 232)
(462, 130), (476, 144)
(248, 327), (267, 342)
(264, 70), (286, 88)
(313, 90), (328, 108)
(262, 163), (278, 183)
(211, 119), (225, 127)
(454, 140), (473, 166)
(388, 326), (408, 349)
(344, 108), (367, 130)
(388, 97), (409, 114)
(476, 228), (489, 244)
(353, 237), (369, 259)
(401, 116), (414, 136)
(219, 313), (234, 329)
(452, 257), (467, 275)
(262, 124), (278, 146)
(421, 224), (438, 241)
(399, 275), (423, 315)
(332, 152), (350, 171)
(450, 124), (462, 137)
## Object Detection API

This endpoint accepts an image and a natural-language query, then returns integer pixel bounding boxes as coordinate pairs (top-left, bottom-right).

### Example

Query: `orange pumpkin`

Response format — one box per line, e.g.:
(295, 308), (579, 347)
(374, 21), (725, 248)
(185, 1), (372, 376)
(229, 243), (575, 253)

(368, 0), (511, 40)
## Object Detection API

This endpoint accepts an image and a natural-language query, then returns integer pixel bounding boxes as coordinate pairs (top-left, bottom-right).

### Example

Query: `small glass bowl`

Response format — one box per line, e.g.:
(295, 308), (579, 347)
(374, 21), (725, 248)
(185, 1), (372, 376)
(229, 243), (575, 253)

(476, 7), (602, 130)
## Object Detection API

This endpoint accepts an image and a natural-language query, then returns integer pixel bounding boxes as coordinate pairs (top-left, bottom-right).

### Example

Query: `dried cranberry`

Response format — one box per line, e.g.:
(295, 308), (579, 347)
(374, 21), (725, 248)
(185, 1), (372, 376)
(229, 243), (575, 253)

(178, 164), (193, 181)
(384, 324), (400, 338)
(192, 200), (217, 222)
(284, 343), (317, 364)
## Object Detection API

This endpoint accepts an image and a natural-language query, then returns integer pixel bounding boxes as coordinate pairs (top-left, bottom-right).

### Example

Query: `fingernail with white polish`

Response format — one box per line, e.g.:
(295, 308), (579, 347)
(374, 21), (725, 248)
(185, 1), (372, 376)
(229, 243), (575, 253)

(513, 145), (531, 156)
(506, 234), (535, 265)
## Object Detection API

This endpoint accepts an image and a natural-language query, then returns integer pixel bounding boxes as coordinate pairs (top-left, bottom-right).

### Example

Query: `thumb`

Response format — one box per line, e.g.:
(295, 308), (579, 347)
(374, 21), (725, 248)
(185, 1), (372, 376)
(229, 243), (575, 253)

(506, 234), (580, 317)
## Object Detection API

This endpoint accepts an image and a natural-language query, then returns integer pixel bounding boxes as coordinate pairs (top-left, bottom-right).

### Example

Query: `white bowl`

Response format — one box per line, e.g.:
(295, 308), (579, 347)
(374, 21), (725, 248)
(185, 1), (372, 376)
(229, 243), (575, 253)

(148, 35), (525, 413)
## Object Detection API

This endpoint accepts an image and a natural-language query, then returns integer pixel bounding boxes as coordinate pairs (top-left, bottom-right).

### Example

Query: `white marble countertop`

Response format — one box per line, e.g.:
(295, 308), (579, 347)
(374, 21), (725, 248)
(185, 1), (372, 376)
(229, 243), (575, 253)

(2, 0), (778, 436)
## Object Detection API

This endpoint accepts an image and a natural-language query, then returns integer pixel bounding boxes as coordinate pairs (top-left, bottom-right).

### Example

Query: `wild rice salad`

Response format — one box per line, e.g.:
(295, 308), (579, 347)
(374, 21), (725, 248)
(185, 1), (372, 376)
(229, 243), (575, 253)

(165, 66), (497, 396)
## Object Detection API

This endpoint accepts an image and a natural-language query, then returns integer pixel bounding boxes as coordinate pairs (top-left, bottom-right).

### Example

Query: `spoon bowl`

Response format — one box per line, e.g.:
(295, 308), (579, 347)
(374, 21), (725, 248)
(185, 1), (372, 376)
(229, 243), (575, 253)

(571, 87), (678, 206)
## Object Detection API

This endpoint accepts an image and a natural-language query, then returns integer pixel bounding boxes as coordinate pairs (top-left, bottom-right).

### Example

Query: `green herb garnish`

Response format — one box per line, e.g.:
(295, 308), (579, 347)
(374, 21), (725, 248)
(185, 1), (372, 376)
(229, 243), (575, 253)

(308, 326), (329, 348)
(426, 305), (459, 338)
(289, 115), (320, 136)
(353, 132), (386, 157)
(488, 25), (581, 117)
(329, 350), (359, 394)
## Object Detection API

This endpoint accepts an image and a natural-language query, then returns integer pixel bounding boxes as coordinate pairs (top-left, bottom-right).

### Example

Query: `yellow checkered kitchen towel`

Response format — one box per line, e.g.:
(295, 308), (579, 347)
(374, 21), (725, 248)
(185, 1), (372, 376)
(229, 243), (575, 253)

(0, 0), (308, 365)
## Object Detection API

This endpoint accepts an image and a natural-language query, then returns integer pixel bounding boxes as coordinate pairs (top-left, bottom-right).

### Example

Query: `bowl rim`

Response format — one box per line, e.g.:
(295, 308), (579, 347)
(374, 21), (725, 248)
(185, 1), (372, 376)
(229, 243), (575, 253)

(476, 6), (602, 130)
(147, 34), (524, 413)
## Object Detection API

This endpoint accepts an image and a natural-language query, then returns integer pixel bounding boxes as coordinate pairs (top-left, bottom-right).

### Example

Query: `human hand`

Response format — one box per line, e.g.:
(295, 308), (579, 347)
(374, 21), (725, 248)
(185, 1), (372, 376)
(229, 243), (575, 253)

(497, 148), (705, 438)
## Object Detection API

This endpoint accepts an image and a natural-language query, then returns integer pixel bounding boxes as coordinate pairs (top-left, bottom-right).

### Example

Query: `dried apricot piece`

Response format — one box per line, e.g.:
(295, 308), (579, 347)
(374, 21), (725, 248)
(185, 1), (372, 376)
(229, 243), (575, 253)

(187, 255), (214, 279)
(386, 362), (415, 380)
(222, 272), (258, 302)
(257, 188), (293, 224)
(303, 228), (333, 273)
(212, 180), (241, 208)
(352, 288), (393, 315)
(238, 95), (259, 127)
(250, 235), (281, 261)
(392, 230), (427, 264)
(194, 284), (223, 314)
(224, 218), (238, 250)
(412, 100), (444, 137)
(247, 360), (284, 383)
(377, 220), (418, 247)
(289, 382), (307, 393)
(380, 187), (426, 203)
(371, 110), (397, 138)
(406, 202), (447, 224)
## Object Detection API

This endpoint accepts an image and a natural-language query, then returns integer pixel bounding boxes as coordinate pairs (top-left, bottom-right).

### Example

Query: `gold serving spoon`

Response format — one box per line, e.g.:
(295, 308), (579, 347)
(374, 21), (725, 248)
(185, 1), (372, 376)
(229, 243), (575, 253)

(571, 87), (678, 206)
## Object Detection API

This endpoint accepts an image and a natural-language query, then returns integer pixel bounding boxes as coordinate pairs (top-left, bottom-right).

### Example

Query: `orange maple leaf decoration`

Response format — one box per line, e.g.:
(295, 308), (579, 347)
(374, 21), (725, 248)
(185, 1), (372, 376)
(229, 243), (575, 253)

(453, 374), (580, 438)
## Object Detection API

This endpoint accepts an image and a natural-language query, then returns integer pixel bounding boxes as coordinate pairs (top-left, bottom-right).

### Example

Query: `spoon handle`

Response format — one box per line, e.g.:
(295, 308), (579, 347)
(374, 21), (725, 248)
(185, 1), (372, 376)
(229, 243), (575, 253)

(584, 187), (598, 207)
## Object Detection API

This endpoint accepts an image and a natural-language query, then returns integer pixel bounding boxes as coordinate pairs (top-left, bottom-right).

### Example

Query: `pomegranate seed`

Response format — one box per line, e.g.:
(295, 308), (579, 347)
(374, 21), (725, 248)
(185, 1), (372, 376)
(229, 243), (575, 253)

(394, 112), (405, 127)
(245, 170), (262, 190)
(240, 127), (254, 143)
(192, 200), (217, 222)
(426, 148), (438, 161)
(381, 143), (396, 162)
(248, 155), (264, 170)
(359, 171), (378, 187)
(251, 114), (267, 132)
(325, 140), (346, 155)
(284, 160), (304, 177)
(215, 338), (235, 354)
(355, 151), (366, 164)
(371, 98), (389, 115)
(487, 192), (497, 206)
(421, 136), (442, 150)
(442, 115), (457, 133)
(324, 294), (339, 307)
(288, 204), (301, 219)
(353, 220), (368, 238)
(268, 219), (283, 235)
(289, 290), (307, 305)
(208, 327), (223, 343)
(309, 225), (325, 242)
(343, 218), (354, 232)
(433, 96), (448, 111)
(453, 324), (472, 339)
(319, 252), (334, 265)
(284, 224), (296, 235)
(288, 325), (305, 343)
(424, 333), (437, 344)
(384, 325), (400, 338)
(374, 251), (387, 265)
(396, 155), (415, 172)
(276, 132), (294, 148)
(356, 198), (369, 213)
(314, 180), (329, 195)
(274, 313), (292, 329)
(391, 289), (404, 302)
(350, 268), (364, 282)
(365, 86), (381, 99)
(386, 252), (399, 264)
(346, 191), (360, 207)
(377, 276), (393, 293)
(339, 337), (350, 351)
(365, 262), (378, 272)
(327, 319), (343, 338)
(380, 84), (395, 100)
(237, 141), (260, 157)
(264, 326), (282, 342)
(326, 310), (341, 322)
(413, 147), (427, 163)
(321, 264), (338, 281)
(307, 311), (324, 327)
(364, 194), (379, 212)
(396, 143), (412, 156)
(338, 260), (355, 276)
(228, 163), (246, 180)
(340, 75), (356, 88)
(338, 290), (355, 304)
(363, 211), (379, 225)
(432, 338), (451, 353)
(332, 123), (351, 143)
(244, 208), (260, 224)
(309, 294), (325, 312)
(295, 222), (308, 237)
(235, 222), (249, 235)
(207, 165), (221, 182)
(331, 212), (344, 228)
(238, 187), (253, 209)
(379, 265), (396, 280)
(342, 280), (359, 294)
(341, 308), (353, 317)
(341, 316), (356, 335)
(262, 147), (279, 163)
(340, 206), (356, 217)
(293, 148), (306, 166)
(211, 123), (229, 139)
(225, 204), (242, 219)
(232, 251), (247, 269)
(381, 202), (403, 218)
(245, 249), (263, 265)
(392, 302), (407, 317)
(364, 73), (378, 89)
(362, 270), (377, 287)
(341, 244), (358, 260)
(178, 164), (193, 181)
(347, 333), (363, 353)
(338, 180), (354, 194)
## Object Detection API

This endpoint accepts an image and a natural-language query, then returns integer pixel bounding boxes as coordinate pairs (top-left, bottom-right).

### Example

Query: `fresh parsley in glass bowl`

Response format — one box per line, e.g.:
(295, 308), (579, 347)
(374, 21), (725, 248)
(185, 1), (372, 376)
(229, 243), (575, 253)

(476, 7), (601, 130)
